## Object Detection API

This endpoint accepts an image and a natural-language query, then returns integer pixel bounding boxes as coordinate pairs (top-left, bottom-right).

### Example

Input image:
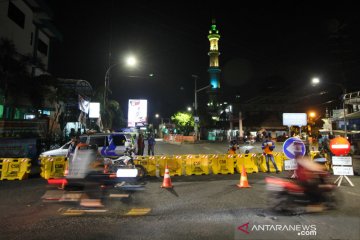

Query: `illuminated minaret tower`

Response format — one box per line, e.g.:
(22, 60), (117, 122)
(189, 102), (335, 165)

(207, 19), (221, 114)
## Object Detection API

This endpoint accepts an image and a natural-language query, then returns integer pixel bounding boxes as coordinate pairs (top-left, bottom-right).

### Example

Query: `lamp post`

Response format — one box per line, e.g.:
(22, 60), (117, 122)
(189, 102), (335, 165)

(103, 55), (138, 113)
(311, 77), (347, 137)
(192, 74), (212, 141)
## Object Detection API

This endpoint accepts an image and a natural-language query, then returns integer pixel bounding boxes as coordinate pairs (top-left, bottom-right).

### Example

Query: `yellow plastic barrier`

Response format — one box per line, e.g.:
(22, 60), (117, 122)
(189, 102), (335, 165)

(235, 153), (259, 173)
(0, 158), (31, 180)
(309, 151), (331, 170)
(259, 152), (284, 172)
(211, 154), (235, 174)
(40, 156), (67, 179)
(185, 155), (209, 175)
(158, 155), (182, 176)
(134, 156), (157, 177)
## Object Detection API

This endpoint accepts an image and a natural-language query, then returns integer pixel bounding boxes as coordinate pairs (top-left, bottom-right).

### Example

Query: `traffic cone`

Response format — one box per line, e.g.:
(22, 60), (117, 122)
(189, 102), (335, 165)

(161, 165), (173, 188)
(237, 165), (251, 188)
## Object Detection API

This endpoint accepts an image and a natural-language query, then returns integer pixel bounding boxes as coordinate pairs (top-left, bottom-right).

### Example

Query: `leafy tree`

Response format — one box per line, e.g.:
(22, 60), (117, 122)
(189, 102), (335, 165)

(171, 111), (194, 135)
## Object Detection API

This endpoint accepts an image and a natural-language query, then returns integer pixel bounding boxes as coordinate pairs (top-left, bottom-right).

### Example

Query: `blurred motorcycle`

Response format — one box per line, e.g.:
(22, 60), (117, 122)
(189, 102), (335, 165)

(265, 170), (340, 214)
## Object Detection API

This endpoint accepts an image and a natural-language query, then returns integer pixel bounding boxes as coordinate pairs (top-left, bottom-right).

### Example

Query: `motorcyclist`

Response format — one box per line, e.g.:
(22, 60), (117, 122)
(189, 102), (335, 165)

(295, 155), (329, 208)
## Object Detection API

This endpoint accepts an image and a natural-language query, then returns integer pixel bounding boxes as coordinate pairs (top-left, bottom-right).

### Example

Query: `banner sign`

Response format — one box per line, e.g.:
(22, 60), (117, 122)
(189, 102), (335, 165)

(332, 156), (352, 166)
(284, 159), (298, 170)
(282, 113), (307, 126)
(128, 99), (148, 127)
(332, 166), (354, 176)
(0, 120), (48, 139)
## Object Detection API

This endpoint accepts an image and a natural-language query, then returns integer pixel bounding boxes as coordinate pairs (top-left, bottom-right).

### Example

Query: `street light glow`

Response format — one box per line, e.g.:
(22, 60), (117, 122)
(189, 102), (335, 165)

(155, 114), (159, 118)
(125, 55), (137, 67)
(309, 111), (316, 118)
(187, 107), (192, 112)
(311, 77), (320, 85)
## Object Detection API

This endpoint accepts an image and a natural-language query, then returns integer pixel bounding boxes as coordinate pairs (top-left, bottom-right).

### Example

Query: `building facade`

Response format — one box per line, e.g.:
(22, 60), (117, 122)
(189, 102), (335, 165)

(0, 0), (61, 76)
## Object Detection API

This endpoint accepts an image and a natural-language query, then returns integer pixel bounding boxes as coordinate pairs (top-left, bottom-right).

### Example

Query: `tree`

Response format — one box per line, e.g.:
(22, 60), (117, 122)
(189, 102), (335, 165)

(171, 111), (194, 136)
(92, 86), (126, 131)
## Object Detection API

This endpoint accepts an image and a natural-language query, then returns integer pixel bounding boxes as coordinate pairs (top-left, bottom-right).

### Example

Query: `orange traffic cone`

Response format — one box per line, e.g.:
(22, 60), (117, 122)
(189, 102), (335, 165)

(237, 165), (251, 188)
(161, 165), (173, 188)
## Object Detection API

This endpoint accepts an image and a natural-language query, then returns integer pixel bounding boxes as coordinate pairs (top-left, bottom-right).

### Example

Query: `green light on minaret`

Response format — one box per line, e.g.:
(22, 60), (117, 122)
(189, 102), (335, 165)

(208, 19), (220, 39)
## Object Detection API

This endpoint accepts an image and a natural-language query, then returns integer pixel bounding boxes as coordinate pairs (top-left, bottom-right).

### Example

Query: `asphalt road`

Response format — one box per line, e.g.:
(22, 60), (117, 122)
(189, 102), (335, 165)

(0, 141), (359, 240)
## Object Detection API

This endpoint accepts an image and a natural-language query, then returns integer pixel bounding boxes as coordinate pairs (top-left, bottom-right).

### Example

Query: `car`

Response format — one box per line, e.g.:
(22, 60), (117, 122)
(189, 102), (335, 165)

(39, 141), (72, 157)
(39, 133), (134, 158)
(79, 132), (134, 157)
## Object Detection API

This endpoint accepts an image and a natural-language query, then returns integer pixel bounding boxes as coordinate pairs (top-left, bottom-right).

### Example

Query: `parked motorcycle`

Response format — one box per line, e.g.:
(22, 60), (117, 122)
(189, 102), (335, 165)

(265, 173), (340, 214)
(104, 147), (146, 181)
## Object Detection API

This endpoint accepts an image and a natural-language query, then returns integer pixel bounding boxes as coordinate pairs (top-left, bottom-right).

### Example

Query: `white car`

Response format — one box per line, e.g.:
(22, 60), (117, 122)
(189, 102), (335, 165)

(39, 141), (72, 157)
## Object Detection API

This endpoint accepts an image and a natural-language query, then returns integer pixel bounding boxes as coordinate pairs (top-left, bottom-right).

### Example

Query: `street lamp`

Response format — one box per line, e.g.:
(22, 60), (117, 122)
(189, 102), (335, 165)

(311, 77), (347, 137)
(103, 55), (138, 112)
(192, 74), (212, 141)
(187, 107), (192, 112)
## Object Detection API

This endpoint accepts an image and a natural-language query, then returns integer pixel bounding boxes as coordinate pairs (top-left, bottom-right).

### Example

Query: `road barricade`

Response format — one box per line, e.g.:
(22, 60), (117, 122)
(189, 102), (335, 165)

(235, 154), (259, 173)
(134, 156), (157, 177)
(40, 156), (67, 179)
(309, 151), (331, 170)
(0, 158), (31, 180)
(259, 152), (284, 172)
(158, 155), (182, 176)
(211, 154), (235, 174)
(185, 154), (210, 175)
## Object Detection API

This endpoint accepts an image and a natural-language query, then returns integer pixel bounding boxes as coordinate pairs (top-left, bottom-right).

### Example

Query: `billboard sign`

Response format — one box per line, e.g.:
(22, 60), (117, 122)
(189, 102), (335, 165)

(89, 102), (100, 118)
(128, 99), (148, 127)
(282, 113), (307, 126)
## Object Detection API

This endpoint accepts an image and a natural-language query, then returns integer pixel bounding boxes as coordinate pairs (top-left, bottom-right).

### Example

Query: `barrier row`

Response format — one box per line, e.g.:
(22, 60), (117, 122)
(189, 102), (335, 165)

(0, 158), (31, 180)
(134, 153), (261, 177)
(37, 151), (330, 179)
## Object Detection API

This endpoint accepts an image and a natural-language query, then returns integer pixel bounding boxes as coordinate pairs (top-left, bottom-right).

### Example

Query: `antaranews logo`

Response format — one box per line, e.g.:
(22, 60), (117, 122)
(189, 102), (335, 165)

(238, 222), (250, 234)
(237, 222), (317, 236)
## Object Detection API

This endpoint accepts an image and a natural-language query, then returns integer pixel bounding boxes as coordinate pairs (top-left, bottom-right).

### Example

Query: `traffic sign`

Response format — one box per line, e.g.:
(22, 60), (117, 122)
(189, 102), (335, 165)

(329, 137), (350, 156)
(283, 137), (305, 159)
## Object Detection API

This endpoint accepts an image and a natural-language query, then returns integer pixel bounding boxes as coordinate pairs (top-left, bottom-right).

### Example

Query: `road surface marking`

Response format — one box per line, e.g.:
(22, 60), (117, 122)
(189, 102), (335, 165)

(109, 193), (130, 198)
(204, 147), (210, 150)
(60, 208), (108, 216)
(125, 208), (151, 216)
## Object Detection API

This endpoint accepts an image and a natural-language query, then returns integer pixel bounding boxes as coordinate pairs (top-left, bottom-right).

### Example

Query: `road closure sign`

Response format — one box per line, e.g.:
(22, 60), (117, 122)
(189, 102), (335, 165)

(332, 156), (352, 166)
(333, 166), (354, 176)
(284, 159), (298, 170)
(329, 137), (351, 156)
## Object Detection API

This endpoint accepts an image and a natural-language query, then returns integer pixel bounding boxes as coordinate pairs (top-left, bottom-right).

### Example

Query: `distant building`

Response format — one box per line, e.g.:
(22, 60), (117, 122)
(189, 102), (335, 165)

(0, 0), (62, 76)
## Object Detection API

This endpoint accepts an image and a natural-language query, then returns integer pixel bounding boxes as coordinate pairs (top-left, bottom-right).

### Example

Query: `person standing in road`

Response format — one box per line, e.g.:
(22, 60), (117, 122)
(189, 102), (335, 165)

(147, 134), (156, 156)
(228, 140), (238, 154)
(137, 134), (145, 156)
(67, 137), (79, 161)
(262, 135), (280, 173)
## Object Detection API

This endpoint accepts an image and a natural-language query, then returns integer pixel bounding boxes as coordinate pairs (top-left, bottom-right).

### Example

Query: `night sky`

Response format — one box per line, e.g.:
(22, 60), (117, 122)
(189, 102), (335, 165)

(47, 1), (360, 120)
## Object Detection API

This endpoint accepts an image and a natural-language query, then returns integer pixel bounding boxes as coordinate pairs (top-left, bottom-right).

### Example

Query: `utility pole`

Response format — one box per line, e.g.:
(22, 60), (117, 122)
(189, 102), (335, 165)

(192, 75), (211, 141)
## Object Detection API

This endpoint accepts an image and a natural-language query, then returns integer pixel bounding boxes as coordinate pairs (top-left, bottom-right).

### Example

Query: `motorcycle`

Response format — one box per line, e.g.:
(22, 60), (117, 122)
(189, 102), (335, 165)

(265, 173), (340, 214)
(104, 147), (146, 181)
